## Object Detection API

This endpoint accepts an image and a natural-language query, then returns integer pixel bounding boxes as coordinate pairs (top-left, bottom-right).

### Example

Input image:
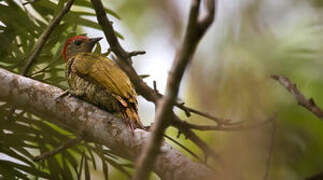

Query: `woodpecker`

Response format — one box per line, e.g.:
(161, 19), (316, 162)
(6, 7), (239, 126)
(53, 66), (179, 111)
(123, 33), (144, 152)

(62, 35), (143, 130)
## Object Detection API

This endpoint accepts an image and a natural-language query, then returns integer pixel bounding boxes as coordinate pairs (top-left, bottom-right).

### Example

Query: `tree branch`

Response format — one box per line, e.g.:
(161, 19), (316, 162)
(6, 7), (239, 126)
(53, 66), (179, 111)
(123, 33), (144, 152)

(163, 135), (200, 160)
(22, 0), (75, 76)
(174, 120), (219, 162)
(133, 0), (216, 179)
(271, 74), (323, 119)
(0, 67), (215, 180)
(172, 116), (273, 131)
(33, 135), (82, 161)
(175, 102), (236, 124)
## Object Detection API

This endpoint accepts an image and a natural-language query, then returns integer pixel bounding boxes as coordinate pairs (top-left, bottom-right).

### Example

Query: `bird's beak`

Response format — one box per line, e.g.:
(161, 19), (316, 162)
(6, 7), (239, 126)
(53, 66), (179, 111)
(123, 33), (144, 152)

(87, 37), (103, 49)
(89, 37), (103, 43)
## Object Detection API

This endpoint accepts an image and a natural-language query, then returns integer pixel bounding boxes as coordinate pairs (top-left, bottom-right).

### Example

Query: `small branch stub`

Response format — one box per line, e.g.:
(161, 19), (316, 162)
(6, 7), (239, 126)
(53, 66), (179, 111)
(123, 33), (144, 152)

(271, 74), (323, 119)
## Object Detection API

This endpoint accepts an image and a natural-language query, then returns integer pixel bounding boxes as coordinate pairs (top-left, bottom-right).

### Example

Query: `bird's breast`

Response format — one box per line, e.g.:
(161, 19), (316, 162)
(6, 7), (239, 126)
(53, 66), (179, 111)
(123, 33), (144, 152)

(65, 59), (120, 113)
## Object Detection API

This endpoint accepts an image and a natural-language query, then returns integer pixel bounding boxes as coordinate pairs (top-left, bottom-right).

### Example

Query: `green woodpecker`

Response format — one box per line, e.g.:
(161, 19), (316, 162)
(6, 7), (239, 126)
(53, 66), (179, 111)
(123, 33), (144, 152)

(62, 35), (143, 129)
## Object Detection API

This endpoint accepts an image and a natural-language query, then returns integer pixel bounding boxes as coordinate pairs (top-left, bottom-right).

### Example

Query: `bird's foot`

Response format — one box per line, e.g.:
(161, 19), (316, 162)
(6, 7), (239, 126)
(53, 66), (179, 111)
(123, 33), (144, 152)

(69, 89), (85, 97)
(55, 89), (84, 102)
(55, 89), (70, 101)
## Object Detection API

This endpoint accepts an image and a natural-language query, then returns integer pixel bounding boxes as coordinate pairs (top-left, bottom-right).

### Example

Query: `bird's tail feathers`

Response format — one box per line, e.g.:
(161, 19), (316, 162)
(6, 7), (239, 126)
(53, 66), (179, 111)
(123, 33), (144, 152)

(122, 107), (144, 130)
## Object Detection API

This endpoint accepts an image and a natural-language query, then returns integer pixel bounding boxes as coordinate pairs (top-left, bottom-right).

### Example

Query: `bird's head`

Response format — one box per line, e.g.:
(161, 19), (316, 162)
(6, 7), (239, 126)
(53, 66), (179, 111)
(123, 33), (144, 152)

(62, 35), (102, 62)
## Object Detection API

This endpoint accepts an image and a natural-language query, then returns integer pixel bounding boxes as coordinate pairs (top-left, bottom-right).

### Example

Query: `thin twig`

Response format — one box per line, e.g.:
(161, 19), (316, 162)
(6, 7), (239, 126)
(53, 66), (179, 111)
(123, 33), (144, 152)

(173, 116), (273, 131)
(164, 135), (200, 160)
(152, 79), (228, 123)
(174, 118), (219, 162)
(33, 135), (82, 161)
(30, 65), (50, 76)
(128, 50), (146, 57)
(133, 0), (216, 179)
(175, 102), (233, 124)
(22, 0), (75, 76)
(153, 80), (159, 94)
(139, 74), (150, 79)
(271, 74), (323, 119)
(141, 124), (201, 160)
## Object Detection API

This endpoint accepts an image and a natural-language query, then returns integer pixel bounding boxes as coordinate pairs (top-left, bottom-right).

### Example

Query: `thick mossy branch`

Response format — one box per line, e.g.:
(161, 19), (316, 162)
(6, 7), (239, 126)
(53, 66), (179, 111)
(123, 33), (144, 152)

(0, 68), (215, 180)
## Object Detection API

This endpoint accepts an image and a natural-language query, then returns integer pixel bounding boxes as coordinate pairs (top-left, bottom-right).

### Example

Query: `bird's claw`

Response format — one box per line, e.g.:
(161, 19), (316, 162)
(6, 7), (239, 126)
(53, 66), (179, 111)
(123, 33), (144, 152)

(55, 90), (70, 102)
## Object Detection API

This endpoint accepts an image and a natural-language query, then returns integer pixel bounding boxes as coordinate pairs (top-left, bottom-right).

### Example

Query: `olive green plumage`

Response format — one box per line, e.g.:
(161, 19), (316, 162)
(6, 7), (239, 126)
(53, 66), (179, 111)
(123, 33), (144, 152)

(63, 36), (143, 129)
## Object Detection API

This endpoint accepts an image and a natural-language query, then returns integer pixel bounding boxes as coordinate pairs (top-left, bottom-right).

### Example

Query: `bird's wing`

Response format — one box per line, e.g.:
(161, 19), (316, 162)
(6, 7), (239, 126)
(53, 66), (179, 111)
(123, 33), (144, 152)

(72, 53), (138, 106)
(72, 53), (143, 129)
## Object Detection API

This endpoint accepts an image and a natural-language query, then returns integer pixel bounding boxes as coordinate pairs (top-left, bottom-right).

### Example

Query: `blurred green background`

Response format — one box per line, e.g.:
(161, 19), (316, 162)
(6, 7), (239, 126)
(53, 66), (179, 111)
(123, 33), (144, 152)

(1, 0), (323, 179)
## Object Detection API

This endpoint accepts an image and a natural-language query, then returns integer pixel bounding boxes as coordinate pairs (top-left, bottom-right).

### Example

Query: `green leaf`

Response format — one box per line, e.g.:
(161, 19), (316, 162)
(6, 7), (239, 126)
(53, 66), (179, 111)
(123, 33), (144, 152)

(61, 153), (74, 180)
(0, 160), (50, 178)
(0, 147), (34, 167)
(73, 0), (121, 19)
(94, 42), (102, 54)
(0, 164), (29, 180)
(84, 153), (91, 180)
(102, 159), (109, 180)
(86, 145), (97, 170)
(78, 152), (85, 180)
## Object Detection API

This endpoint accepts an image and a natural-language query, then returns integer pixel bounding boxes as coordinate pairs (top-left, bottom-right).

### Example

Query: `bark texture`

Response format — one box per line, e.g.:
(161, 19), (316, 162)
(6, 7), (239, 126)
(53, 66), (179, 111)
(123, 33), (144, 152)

(0, 68), (215, 180)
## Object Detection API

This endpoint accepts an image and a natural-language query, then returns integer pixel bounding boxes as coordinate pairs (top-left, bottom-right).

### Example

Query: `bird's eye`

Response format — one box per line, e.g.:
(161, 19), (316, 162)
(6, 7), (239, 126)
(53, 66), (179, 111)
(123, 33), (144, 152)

(74, 40), (82, 46)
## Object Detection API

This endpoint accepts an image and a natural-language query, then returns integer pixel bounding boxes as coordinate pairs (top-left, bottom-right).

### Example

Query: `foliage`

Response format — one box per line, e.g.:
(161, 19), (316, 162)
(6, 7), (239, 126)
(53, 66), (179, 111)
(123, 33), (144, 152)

(0, 0), (132, 179)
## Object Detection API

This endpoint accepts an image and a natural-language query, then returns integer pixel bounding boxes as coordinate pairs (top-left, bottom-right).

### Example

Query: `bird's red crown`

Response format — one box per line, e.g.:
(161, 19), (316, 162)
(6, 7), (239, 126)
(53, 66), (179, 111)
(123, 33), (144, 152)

(62, 35), (89, 61)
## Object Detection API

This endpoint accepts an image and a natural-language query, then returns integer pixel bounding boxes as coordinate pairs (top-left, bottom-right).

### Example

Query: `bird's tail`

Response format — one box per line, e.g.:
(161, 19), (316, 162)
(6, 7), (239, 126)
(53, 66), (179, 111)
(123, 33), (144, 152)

(122, 107), (144, 130)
